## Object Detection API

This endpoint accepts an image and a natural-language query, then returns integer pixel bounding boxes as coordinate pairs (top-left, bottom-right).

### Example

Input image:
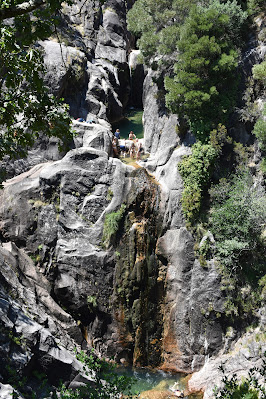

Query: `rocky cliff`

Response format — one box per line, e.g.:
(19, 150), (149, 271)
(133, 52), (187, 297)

(0, 0), (265, 398)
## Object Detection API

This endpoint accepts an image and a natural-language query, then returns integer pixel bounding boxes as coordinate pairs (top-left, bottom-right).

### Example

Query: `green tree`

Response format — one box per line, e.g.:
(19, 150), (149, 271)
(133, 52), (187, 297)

(127, 0), (195, 65)
(0, 0), (73, 161)
(165, 0), (247, 139)
(252, 61), (266, 83)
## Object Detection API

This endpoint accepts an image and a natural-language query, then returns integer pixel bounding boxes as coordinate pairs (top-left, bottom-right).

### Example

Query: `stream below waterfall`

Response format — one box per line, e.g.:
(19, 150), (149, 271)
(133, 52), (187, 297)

(116, 367), (203, 398)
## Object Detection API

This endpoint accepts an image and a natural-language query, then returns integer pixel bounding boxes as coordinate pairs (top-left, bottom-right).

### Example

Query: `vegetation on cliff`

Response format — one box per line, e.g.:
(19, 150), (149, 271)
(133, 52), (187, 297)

(128, 0), (266, 324)
(102, 204), (126, 248)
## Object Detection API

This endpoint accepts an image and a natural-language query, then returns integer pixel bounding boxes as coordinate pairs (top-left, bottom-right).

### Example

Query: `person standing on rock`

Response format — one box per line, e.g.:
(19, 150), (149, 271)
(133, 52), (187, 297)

(135, 139), (143, 160)
(129, 131), (136, 140)
(115, 128), (121, 139)
(112, 136), (119, 157)
(130, 141), (136, 159)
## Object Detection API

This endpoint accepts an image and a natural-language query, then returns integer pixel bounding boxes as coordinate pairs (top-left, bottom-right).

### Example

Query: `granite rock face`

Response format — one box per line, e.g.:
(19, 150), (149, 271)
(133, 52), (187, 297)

(156, 229), (223, 373)
(47, 0), (132, 123)
(0, 129), (133, 392)
(142, 69), (180, 157)
(0, 1), (265, 398)
(0, 242), (89, 397)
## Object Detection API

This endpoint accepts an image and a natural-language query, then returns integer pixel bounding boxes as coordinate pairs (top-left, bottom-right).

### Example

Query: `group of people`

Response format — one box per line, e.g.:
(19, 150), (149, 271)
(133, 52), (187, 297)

(112, 129), (143, 160)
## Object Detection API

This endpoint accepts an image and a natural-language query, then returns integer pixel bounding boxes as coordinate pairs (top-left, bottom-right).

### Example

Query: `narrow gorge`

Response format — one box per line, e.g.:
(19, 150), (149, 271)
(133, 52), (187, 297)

(0, 0), (265, 398)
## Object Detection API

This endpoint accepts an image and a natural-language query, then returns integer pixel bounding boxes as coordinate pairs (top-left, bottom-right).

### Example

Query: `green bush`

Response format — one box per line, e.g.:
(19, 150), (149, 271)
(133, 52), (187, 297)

(261, 158), (266, 174)
(259, 274), (266, 300)
(253, 119), (266, 151)
(209, 124), (232, 154)
(180, 185), (202, 225)
(102, 204), (126, 247)
(252, 61), (266, 82)
(247, 0), (266, 15)
(210, 172), (266, 268)
(178, 141), (218, 225)
(209, 171), (266, 318)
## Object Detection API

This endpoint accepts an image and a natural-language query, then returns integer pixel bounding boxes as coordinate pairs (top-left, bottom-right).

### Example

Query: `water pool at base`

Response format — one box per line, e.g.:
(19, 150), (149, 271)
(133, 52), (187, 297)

(115, 367), (203, 398)
(123, 367), (183, 393)
(112, 108), (144, 139)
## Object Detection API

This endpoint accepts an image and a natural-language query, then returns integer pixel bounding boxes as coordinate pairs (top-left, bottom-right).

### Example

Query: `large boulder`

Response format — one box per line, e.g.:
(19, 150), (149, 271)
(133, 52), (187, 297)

(41, 40), (87, 98)
(72, 120), (113, 154)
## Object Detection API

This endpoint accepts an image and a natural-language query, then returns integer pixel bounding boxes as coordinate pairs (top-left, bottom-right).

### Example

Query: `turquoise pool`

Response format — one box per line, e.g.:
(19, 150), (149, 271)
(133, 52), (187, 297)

(112, 108), (144, 139)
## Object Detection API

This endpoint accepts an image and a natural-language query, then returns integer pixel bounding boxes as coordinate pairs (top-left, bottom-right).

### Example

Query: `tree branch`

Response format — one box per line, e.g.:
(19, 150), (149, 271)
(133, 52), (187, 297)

(0, 0), (46, 20)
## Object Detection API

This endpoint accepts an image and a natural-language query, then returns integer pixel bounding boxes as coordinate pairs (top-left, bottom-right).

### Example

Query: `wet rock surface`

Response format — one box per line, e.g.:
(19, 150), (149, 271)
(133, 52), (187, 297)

(111, 168), (163, 367)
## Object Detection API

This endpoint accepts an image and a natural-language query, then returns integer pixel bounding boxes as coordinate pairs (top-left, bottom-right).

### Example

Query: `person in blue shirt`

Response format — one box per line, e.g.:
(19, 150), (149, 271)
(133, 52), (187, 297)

(115, 129), (120, 139)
